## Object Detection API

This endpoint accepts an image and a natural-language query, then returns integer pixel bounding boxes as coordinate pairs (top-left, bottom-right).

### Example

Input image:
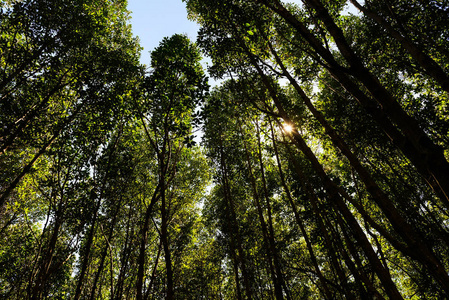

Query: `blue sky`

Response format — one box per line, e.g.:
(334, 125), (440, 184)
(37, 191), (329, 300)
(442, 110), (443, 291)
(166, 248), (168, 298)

(126, 0), (358, 75)
(127, 0), (200, 66)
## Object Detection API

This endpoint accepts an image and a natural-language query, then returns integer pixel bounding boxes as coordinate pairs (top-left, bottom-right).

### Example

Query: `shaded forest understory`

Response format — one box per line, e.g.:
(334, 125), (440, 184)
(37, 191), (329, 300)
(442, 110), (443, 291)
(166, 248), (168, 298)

(1, 0), (449, 299)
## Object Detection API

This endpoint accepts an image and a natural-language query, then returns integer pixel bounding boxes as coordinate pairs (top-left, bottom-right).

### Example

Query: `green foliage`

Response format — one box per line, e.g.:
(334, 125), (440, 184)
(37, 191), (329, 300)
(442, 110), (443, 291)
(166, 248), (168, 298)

(2, 0), (449, 299)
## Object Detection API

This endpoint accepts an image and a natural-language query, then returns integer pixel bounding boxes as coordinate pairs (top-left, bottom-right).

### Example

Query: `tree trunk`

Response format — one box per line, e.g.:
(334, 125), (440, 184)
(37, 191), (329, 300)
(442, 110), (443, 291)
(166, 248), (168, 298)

(284, 144), (357, 299)
(136, 183), (161, 300)
(160, 173), (174, 300)
(256, 0), (449, 207)
(144, 240), (162, 300)
(89, 199), (121, 300)
(347, 0), (449, 93)
(255, 120), (288, 299)
(278, 127), (403, 299)
(0, 107), (80, 209)
(219, 135), (252, 299)
(30, 216), (63, 300)
(239, 120), (283, 300)
(242, 37), (449, 291)
(269, 120), (333, 300)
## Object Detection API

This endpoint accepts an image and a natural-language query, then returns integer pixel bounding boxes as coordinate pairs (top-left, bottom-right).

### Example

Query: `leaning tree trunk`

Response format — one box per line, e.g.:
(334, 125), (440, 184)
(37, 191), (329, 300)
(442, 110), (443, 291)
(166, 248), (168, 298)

(269, 120), (334, 300)
(256, 0), (449, 207)
(219, 133), (252, 300)
(239, 120), (283, 300)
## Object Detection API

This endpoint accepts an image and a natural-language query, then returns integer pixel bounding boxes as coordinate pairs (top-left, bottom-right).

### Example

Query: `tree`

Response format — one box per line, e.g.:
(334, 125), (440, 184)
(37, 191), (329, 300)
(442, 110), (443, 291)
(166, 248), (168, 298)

(0, 0), (142, 208)
(2, 0), (449, 298)
(134, 33), (208, 300)
(186, 0), (449, 297)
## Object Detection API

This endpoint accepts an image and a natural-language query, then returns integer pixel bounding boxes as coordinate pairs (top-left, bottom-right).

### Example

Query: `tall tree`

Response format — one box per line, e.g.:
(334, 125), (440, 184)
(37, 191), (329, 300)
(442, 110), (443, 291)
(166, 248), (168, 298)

(135, 34), (208, 300)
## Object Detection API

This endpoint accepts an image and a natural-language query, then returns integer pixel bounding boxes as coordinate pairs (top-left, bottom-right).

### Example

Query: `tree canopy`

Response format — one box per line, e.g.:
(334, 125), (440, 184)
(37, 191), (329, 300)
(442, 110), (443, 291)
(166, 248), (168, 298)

(1, 0), (449, 299)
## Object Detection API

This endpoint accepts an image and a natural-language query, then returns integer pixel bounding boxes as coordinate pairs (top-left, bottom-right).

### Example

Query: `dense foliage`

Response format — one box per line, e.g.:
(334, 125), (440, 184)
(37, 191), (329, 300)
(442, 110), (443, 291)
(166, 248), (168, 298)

(1, 0), (448, 299)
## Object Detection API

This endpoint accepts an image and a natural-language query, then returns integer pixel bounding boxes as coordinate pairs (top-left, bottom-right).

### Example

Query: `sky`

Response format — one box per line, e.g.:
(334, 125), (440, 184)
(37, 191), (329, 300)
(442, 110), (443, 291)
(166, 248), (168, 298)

(125, 1), (358, 73)
(127, 0), (200, 66)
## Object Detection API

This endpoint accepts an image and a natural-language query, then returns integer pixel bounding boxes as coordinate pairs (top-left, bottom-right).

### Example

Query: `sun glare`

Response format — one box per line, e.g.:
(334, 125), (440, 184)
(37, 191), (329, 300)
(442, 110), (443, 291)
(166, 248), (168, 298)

(283, 124), (293, 133)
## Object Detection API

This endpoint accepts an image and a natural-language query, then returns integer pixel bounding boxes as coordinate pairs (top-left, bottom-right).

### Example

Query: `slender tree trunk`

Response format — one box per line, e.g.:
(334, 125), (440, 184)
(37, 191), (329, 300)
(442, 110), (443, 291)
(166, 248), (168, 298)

(219, 136), (252, 299)
(0, 108), (80, 209)
(269, 120), (333, 300)
(114, 210), (136, 300)
(144, 239), (162, 300)
(73, 203), (98, 300)
(325, 208), (373, 298)
(75, 130), (122, 300)
(277, 126), (403, 299)
(160, 172), (174, 300)
(239, 121), (283, 300)
(347, 0), (449, 93)
(31, 216), (63, 300)
(0, 78), (68, 154)
(89, 199), (121, 300)
(222, 174), (243, 300)
(136, 184), (161, 300)
(255, 120), (288, 299)
(256, 0), (449, 206)
(283, 144), (357, 299)
(336, 213), (386, 300)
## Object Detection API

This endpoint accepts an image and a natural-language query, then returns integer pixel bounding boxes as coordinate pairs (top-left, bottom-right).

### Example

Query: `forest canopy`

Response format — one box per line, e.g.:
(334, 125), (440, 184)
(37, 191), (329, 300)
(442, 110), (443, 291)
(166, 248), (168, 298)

(1, 0), (449, 299)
